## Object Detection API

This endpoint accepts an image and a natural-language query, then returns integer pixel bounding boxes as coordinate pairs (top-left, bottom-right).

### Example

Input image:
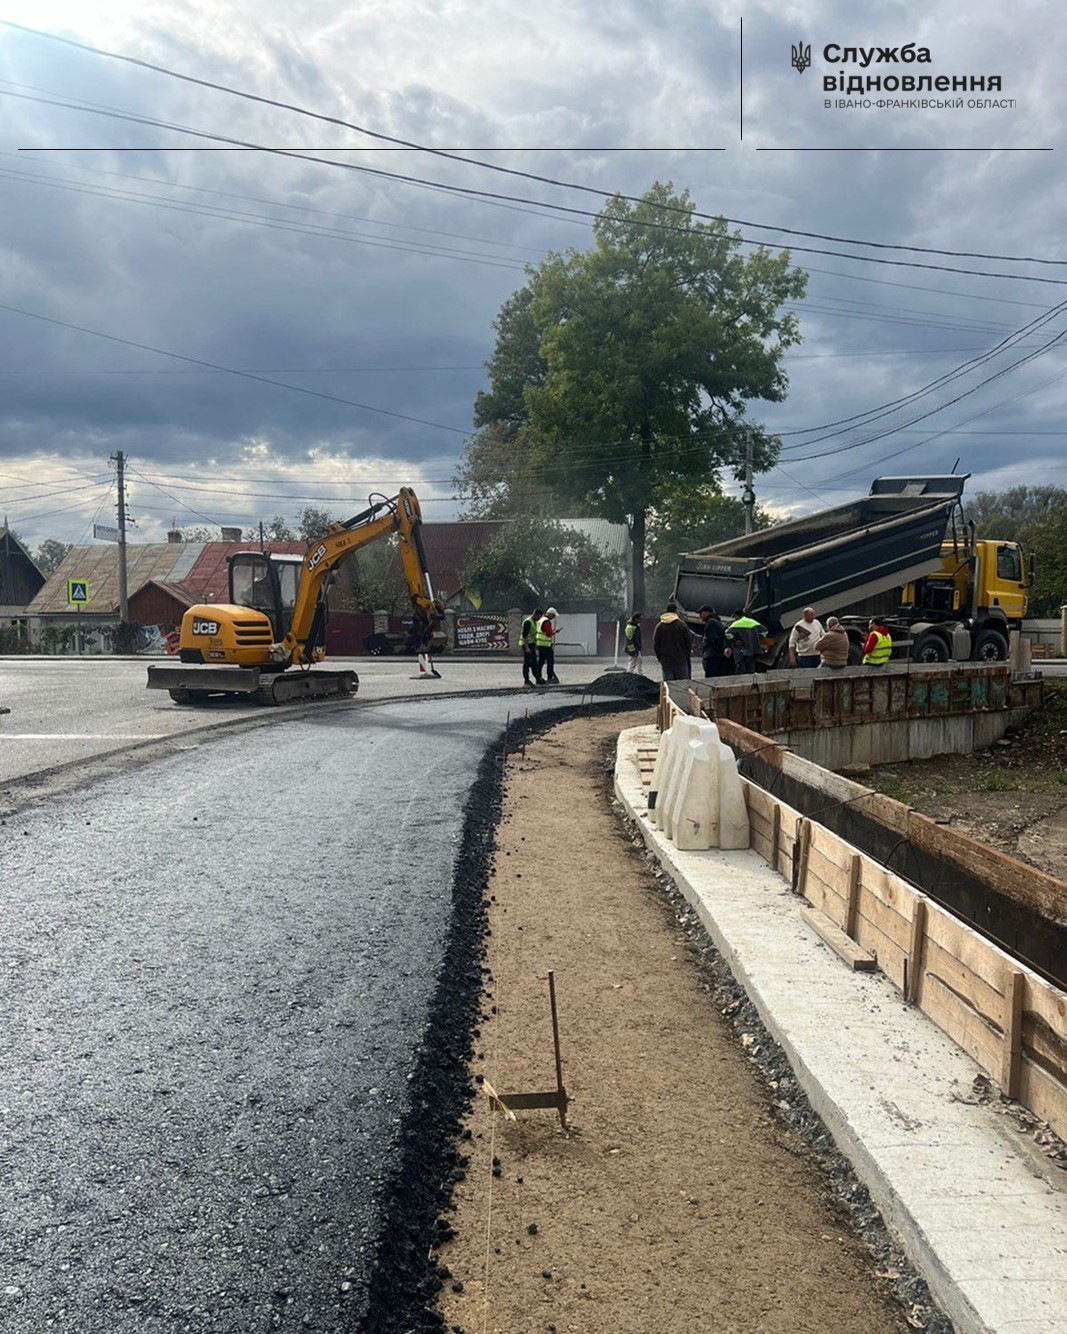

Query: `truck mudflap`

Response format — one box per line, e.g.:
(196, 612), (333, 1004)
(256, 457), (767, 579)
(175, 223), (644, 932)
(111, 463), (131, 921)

(147, 665), (358, 705)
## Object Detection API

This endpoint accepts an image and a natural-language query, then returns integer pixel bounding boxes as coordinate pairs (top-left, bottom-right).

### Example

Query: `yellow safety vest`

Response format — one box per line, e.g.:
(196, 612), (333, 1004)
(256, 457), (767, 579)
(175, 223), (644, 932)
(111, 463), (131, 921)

(520, 614), (536, 646)
(863, 630), (892, 665)
(624, 623), (638, 651)
(535, 617), (554, 648)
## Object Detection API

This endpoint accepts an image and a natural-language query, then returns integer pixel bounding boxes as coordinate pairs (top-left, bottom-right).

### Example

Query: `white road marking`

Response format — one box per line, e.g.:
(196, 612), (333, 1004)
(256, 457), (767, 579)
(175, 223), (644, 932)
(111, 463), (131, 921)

(0, 734), (171, 741)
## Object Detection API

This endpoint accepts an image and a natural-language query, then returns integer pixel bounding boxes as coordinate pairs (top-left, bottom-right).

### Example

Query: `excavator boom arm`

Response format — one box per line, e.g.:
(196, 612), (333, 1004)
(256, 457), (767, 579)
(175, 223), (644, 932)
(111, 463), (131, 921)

(283, 488), (439, 664)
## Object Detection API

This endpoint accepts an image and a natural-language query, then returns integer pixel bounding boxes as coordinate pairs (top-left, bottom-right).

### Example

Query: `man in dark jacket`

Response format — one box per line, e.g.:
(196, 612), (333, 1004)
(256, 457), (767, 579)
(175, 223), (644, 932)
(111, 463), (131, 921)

(698, 605), (729, 678)
(652, 602), (692, 681)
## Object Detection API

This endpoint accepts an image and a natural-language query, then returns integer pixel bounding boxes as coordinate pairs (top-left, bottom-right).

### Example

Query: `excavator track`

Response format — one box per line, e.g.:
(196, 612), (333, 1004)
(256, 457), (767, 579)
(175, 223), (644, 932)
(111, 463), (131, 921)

(253, 670), (358, 706)
(149, 664), (358, 705)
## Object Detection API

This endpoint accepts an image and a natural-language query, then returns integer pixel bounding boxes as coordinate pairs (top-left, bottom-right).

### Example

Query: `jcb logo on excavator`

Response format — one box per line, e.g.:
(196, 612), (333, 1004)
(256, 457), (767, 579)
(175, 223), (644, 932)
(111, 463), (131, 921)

(191, 618), (219, 636)
(307, 543), (327, 572)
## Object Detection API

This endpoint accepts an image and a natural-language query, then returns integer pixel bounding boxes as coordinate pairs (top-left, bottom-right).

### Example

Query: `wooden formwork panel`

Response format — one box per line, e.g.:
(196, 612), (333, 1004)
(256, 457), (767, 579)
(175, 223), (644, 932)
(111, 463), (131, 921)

(658, 687), (1067, 1136)
(748, 775), (1067, 1142)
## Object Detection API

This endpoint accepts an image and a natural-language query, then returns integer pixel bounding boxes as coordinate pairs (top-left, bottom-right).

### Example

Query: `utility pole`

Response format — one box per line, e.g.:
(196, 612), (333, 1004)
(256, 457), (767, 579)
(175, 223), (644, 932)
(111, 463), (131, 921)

(742, 429), (756, 535)
(111, 450), (129, 623)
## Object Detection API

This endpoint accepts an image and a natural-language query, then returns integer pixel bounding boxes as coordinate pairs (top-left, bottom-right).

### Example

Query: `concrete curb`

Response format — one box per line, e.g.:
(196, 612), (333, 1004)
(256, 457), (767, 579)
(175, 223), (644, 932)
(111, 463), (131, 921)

(615, 724), (1067, 1334)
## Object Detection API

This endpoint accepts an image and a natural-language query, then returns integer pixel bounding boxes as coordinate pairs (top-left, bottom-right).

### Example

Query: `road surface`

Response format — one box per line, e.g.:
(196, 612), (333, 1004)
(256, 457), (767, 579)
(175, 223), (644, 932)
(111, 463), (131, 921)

(0, 655), (622, 789)
(0, 690), (621, 1332)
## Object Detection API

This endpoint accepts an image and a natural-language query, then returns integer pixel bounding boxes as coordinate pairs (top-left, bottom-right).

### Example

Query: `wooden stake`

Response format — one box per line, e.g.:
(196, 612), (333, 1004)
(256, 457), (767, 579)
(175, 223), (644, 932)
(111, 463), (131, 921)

(770, 804), (782, 873)
(548, 970), (567, 1130)
(1000, 968), (1024, 1100)
(793, 818), (812, 897)
(845, 853), (862, 940)
(486, 971), (569, 1130)
(905, 900), (927, 1003)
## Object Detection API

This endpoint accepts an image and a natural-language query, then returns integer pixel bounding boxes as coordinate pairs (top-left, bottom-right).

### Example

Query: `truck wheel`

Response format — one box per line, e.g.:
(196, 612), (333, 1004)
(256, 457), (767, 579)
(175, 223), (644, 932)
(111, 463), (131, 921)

(974, 628), (1009, 662)
(912, 632), (949, 664)
(847, 641), (863, 666)
(169, 689), (193, 704)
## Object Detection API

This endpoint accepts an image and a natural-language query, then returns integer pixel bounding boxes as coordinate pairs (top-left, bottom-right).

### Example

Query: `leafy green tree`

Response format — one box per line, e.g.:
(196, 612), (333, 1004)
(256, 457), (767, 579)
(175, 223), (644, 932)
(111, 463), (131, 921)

(453, 421), (565, 518)
(968, 486), (1067, 545)
(34, 538), (72, 574)
(297, 507), (335, 541)
(459, 517), (621, 612)
(1024, 501), (1067, 615)
(965, 486), (1067, 615)
(470, 182), (806, 607)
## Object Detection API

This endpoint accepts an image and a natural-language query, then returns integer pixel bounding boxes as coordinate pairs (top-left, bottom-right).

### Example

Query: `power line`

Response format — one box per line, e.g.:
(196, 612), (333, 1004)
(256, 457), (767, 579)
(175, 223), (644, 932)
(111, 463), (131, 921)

(0, 300), (472, 435)
(784, 324), (1067, 463)
(780, 298), (1067, 443)
(0, 160), (528, 271)
(7, 77), (1067, 288)
(6, 19), (1066, 271)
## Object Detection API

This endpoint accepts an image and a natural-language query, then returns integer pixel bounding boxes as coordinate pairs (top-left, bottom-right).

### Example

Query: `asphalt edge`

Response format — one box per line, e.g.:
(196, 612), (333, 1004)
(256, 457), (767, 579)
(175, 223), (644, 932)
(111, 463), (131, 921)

(360, 697), (654, 1333)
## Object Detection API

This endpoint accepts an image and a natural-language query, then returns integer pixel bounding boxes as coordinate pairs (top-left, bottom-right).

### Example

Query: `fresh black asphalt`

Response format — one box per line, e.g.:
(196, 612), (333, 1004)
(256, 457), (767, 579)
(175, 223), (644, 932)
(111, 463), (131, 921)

(0, 689), (647, 1333)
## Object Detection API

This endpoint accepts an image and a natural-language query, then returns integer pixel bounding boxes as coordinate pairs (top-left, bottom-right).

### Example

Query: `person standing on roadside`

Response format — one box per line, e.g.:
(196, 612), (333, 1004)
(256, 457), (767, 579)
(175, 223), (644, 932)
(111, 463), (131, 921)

(624, 613), (643, 675)
(652, 602), (692, 682)
(536, 607), (560, 684)
(812, 616), (850, 670)
(698, 605), (729, 678)
(788, 607), (824, 669)
(520, 606), (543, 688)
(725, 608), (766, 675)
(862, 616), (893, 667)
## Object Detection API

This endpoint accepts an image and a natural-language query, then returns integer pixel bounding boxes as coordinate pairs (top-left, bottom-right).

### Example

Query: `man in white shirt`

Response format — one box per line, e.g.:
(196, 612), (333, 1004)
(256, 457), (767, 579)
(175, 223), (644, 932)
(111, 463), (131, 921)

(788, 607), (824, 669)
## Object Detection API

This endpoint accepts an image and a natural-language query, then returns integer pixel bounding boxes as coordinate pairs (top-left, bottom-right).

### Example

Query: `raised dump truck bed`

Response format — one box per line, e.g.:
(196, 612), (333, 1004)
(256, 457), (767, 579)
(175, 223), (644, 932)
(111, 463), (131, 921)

(674, 476), (967, 632)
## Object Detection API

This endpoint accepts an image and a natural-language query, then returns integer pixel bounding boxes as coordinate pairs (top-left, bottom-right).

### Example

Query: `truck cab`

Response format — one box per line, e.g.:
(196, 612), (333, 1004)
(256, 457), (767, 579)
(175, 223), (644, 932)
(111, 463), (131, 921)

(902, 538), (1029, 662)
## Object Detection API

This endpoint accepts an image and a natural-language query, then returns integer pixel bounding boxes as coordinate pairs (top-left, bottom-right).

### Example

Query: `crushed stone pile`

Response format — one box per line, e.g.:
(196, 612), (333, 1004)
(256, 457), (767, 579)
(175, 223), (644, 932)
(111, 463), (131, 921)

(583, 670), (660, 701)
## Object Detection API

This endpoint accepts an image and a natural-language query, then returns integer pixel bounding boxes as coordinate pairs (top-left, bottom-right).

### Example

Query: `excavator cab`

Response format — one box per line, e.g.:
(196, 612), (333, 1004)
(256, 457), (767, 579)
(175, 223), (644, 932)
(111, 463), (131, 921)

(229, 552), (304, 640)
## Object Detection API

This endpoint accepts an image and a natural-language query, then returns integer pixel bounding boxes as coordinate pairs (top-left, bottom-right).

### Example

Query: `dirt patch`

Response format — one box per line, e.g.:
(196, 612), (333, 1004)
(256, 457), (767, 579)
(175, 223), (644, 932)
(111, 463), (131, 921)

(437, 712), (926, 1334)
(866, 680), (1067, 881)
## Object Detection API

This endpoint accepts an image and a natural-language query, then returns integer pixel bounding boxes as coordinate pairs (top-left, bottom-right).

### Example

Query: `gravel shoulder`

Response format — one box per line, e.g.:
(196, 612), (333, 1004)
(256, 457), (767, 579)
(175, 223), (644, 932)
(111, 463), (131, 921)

(437, 712), (912, 1334)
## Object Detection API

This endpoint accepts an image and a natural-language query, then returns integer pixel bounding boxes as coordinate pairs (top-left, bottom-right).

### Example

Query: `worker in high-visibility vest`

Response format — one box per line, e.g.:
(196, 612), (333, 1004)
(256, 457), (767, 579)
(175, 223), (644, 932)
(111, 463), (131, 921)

(725, 608), (766, 675)
(536, 608), (560, 684)
(520, 607), (543, 688)
(861, 617), (893, 666)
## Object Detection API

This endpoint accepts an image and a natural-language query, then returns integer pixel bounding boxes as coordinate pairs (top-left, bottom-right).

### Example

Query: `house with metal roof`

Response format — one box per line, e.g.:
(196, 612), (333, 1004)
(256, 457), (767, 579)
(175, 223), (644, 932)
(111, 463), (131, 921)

(24, 539), (307, 648)
(1, 525), (46, 642)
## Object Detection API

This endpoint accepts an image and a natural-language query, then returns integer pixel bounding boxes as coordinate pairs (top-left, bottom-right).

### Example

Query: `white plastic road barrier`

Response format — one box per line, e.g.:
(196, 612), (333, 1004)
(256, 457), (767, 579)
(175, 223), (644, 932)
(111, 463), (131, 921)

(717, 741), (750, 850)
(650, 715), (750, 851)
(674, 737), (721, 850)
(654, 715), (706, 836)
(648, 718), (686, 830)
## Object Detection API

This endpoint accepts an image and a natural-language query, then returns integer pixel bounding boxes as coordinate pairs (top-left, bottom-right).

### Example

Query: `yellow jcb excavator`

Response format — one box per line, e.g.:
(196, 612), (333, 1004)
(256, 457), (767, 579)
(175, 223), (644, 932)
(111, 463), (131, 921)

(146, 488), (442, 705)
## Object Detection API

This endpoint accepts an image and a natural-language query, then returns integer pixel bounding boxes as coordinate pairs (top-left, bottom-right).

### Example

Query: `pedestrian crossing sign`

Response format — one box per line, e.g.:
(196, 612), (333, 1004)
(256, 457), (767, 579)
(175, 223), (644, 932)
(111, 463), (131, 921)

(67, 579), (90, 606)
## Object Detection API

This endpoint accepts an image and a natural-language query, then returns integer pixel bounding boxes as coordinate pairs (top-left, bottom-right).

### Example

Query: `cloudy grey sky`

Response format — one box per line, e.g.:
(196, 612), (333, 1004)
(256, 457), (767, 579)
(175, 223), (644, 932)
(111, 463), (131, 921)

(0, 0), (1064, 548)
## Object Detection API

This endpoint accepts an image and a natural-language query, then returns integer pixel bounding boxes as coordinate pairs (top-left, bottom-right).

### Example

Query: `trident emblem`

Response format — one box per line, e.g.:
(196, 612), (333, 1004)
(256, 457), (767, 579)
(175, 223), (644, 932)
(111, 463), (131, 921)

(791, 42), (812, 73)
